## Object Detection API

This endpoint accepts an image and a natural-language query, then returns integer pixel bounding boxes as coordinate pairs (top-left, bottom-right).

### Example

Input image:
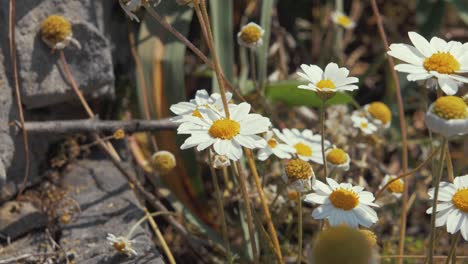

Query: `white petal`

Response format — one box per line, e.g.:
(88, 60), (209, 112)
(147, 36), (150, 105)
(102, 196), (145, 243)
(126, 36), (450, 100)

(437, 77), (459, 95)
(170, 102), (196, 115)
(430, 37), (448, 52)
(407, 73), (432, 81)
(454, 175), (468, 189)
(231, 103), (251, 122)
(257, 148), (272, 161)
(408, 31), (434, 57)
(326, 178), (340, 189)
(312, 180), (333, 195)
(240, 115), (271, 135)
(460, 216), (468, 241)
(323, 63), (340, 80)
(394, 64), (427, 74)
(304, 193), (328, 204)
(447, 209), (463, 234)
(387, 43), (424, 65)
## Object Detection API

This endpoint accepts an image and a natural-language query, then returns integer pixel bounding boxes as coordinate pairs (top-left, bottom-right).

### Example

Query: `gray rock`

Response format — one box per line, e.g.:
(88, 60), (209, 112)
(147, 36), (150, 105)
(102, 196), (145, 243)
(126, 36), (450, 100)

(0, 51), (14, 185)
(0, 201), (47, 240)
(59, 160), (164, 264)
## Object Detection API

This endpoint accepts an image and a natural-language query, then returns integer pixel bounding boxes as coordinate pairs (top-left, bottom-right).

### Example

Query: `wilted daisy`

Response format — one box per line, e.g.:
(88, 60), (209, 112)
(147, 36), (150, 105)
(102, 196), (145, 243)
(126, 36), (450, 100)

(151, 150), (176, 174)
(425, 95), (468, 138)
(106, 233), (138, 257)
(257, 130), (295, 161)
(283, 158), (316, 192)
(426, 175), (468, 240)
(297, 63), (359, 100)
(210, 152), (230, 169)
(325, 147), (351, 171)
(274, 128), (329, 164)
(388, 31), (468, 95)
(364, 102), (392, 129)
(40, 15), (80, 50)
(351, 115), (378, 135)
(331, 11), (356, 29)
(178, 102), (270, 160)
(237, 22), (264, 48)
(379, 175), (404, 198)
(170, 89), (233, 125)
(312, 225), (374, 264)
(304, 178), (379, 227)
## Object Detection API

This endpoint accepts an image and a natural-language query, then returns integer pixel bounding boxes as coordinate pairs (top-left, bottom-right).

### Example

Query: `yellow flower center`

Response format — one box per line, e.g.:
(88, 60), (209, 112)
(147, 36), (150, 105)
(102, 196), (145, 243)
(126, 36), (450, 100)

(337, 15), (352, 27)
(329, 188), (359, 210)
(358, 229), (378, 247)
(452, 188), (468, 213)
(268, 138), (278, 148)
(360, 122), (368, 129)
(367, 102), (391, 124)
(316, 79), (336, 90)
(423, 52), (460, 74)
(432, 96), (467, 120)
(209, 119), (241, 140)
(294, 142), (313, 157)
(326, 148), (348, 165)
(285, 159), (313, 181)
(113, 242), (126, 252)
(151, 151), (176, 174)
(387, 179), (404, 193)
(239, 24), (262, 44)
(40, 15), (72, 44)
(288, 190), (299, 201)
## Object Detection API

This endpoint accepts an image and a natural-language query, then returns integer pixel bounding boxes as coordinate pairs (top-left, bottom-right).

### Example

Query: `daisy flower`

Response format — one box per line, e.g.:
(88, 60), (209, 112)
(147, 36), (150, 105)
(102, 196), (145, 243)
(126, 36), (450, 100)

(325, 147), (351, 171)
(426, 175), (468, 240)
(304, 178), (379, 227)
(351, 115), (378, 135)
(297, 63), (359, 100)
(257, 130), (296, 161)
(282, 158), (316, 192)
(364, 102), (392, 129)
(274, 128), (330, 164)
(40, 15), (80, 50)
(331, 11), (356, 29)
(178, 102), (271, 160)
(106, 233), (138, 257)
(379, 175), (404, 198)
(170, 89), (232, 124)
(151, 150), (176, 174)
(425, 96), (468, 138)
(237, 22), (265, 48)
(388, 31), (468, 95)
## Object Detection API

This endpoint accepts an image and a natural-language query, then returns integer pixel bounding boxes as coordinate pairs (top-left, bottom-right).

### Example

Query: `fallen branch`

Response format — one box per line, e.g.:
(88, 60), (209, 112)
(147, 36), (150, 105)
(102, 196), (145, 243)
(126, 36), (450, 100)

(15, 119), (177, 134)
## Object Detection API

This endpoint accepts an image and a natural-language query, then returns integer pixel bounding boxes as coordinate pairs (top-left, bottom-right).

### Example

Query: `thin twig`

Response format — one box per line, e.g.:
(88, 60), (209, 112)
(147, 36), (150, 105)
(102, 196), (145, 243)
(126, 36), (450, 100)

(9, 0), (30, 198)
(17, 119), (176, 134)
(143, 208), (177, 264)
(369, 2), (409, 263)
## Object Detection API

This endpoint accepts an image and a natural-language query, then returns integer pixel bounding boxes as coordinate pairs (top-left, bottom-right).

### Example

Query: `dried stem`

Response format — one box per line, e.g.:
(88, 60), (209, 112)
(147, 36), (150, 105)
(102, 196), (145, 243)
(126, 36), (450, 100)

(445, 234), (459, 264)
(369, 2), (409, 262)
(234, 160), (259, 262)
(244, 148), (283, 261)
(208, 150), (232, 262)
(320, 100), (328, 179)
(143, 209), (177, 264)
(9, 0), (30, 197)
(297, 192), (303, 264)
(427, 138), (447, 263)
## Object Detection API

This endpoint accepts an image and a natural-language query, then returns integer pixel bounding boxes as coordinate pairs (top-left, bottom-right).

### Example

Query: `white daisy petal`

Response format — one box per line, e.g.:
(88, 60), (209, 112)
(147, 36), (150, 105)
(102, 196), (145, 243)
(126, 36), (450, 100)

(408, 31), (434, 57)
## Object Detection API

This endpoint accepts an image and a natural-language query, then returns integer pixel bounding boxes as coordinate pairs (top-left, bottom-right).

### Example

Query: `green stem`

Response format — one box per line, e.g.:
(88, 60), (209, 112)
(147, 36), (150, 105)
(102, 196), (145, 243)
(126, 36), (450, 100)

(320, 100), (328, 179)
(427, 138), (447, 263)
(297, 192), (303, 264)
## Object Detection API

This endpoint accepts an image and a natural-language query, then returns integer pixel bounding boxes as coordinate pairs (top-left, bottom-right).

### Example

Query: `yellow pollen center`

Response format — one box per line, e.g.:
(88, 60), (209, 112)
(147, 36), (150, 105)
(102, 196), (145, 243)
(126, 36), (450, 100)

(285, 159), (313, 181)
(316, 79), (336, 90)
(192, 108), (202, 118)
(360, 122), (368, 128)
(387, 179), (404, 193)
(40, 15), (72, 44)
(337, 15), (352, 27)
(326, 148), (348, 165)
(423, 52), (460, 74)
(240, 25), (262, 44)
(452, 188), (468, 213)
(268, 138), (278, 148)
(294, 142), (313, 157)
(432, 96), (467, 120)
(367, 102), (392, 124)
(209, 119), (241, 140)
(113, 242), (126, 252)
(329, 188), (359, 210)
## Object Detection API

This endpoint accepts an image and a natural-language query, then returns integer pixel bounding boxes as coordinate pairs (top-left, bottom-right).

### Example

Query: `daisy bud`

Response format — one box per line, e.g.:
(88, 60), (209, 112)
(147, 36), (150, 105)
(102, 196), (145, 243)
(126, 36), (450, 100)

(379, 175), (404, 198)
(311, 225), (374, 264)
(237, 22), (264, 48)
(325, 147), (351, 171)
(425, 96), (468, 138)
(113, 129), (126, 140)
(331, 11), (356, 29)
(40, 15), (80, 50)
(283, 158), (315, 192)
(212, 154), (230, 169)
(358, 229), (378, 247)
(151, 150), (176, 174)
(364, 102), (392, 129)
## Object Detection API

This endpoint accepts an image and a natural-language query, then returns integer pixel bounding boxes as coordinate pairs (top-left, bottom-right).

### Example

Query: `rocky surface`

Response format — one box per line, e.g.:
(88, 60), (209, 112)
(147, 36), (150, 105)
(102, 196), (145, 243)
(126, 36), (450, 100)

(0, 201), (47, 240)
(58, 159), (164, 263)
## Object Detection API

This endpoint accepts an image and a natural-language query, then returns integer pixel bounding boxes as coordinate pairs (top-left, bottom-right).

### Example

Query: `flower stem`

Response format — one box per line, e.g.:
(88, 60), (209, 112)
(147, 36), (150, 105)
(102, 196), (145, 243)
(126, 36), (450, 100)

(320, 100), (328, 179)
(234, 160), (258, 262)
(208, 150), (232, 262)
(427, 138), (447, 263)
(245, 149), (283, 262)
(445, 233), (459, 264)
(297, 192), (303, 264)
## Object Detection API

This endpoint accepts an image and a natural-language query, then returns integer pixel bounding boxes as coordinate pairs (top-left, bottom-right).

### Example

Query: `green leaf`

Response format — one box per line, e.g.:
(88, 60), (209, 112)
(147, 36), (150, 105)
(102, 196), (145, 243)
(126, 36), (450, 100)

(448, 0), (468, 24)
(210, 0), (234, 92)
(265, 81), (359, 107)
(257, 0), (275, 88)
(416, 0), (446, 38)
